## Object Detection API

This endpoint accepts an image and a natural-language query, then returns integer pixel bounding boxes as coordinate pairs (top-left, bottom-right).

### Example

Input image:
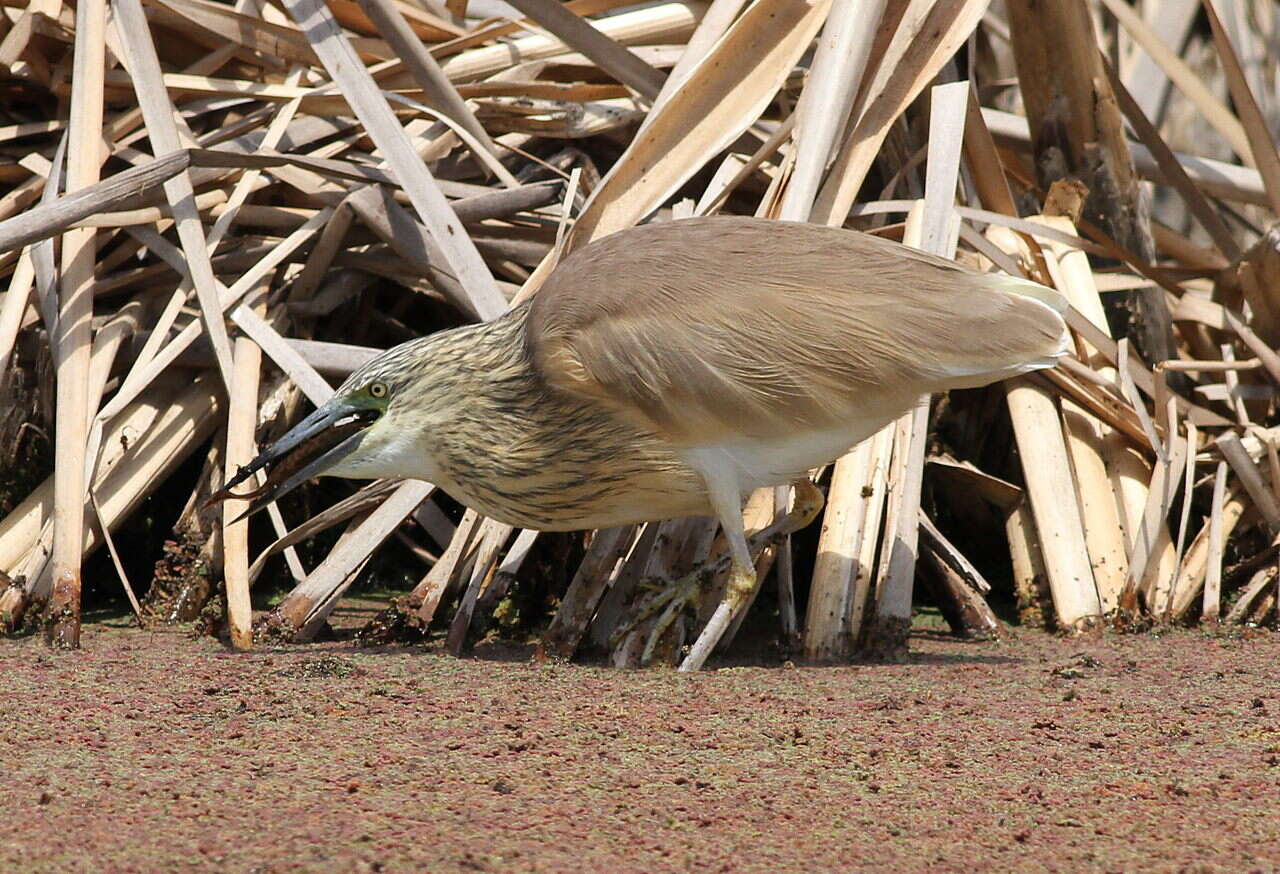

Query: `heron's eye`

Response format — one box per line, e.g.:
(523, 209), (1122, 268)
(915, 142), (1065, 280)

(368, 381), (388, 399)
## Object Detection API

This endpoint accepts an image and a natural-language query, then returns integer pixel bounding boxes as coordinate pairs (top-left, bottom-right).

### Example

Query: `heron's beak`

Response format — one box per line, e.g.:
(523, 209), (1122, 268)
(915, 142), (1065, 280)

(206, 397), (378, 521)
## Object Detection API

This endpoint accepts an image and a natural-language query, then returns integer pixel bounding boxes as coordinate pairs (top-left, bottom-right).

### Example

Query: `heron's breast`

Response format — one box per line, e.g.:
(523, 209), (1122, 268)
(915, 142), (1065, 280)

(428, 397), (709, 530)
(436, 454), (710, 530)
(693, 410), (910, 493)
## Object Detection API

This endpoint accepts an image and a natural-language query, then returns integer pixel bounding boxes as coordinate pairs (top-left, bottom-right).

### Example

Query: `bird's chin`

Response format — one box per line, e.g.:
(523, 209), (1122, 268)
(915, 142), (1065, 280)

(323, 428), (421, 482)
(312, 429), (377, 480)
(330, 424), (435, 481)
(323, 454), (380, 481)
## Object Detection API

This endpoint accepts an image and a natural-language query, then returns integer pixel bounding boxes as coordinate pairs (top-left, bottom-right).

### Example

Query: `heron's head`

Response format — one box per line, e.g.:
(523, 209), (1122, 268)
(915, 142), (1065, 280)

(212, 337), (441, 517)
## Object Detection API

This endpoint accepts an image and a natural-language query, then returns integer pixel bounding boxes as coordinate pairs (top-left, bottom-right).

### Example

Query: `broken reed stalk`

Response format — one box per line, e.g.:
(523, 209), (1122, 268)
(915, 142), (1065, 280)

(0, 252), (35, 397)
(478, 528), (539, 617)
(47, 0), (107, 648)
(264, 481), (435, 641)
(539, 524), (635, 660)
(414, 507), (484, 626)
(1032, 217), (1133, 613)
(868, 84), (968, 658)
(222, 293), (266, 651)
(803, 438), (873, 662)
(918, 511), (999, 638)
(1168, 481), (1247, 622)
(1217, 433), (1280, 526)
(499, 0), (666, 100)
(353, 0), (497, 160)
(0, 375), (223, 629)
(1118, 411), (1187, 614)
(1003, 370), (1102, 630)
(446, 519), (515, 655)
(986, 224), (1102, 631)
(771, 486), (798, 646)
(583, 522), (655, 647)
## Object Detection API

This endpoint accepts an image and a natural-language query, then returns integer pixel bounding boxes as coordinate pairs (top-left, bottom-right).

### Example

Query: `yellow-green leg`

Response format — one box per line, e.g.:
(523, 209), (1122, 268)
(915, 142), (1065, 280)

(678, 478), (824, 672)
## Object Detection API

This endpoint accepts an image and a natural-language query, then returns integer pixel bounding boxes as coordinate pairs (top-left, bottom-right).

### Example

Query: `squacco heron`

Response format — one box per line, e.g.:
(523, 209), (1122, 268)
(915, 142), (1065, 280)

(221, 217), (1068, 670)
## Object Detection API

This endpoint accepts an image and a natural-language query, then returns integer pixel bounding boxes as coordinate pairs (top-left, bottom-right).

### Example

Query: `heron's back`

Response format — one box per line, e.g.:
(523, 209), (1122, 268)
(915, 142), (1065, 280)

(527, 217), (1067, 450)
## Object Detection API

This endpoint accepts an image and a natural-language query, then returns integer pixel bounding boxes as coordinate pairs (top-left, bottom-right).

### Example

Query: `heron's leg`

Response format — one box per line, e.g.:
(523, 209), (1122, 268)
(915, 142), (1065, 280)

(679, 478), (824, 672)
(623, 479), (823, 666)
(677, 516), (754, 673)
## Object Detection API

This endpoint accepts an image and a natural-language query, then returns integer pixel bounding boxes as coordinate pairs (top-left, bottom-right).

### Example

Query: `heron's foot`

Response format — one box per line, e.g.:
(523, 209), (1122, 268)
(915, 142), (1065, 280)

(611, 559), (726, 664)
(640, 572), (701, 666)
(637, 573), (680, 594)
(678, 561), (757, 671)
(614, 479), (825, 668)
(777, 477), (825, 536)
(678, 478), (824, 672)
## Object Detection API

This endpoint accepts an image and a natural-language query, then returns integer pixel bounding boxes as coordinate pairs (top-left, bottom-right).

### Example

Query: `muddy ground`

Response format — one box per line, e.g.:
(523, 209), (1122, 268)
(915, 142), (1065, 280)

(2, 616), (1279, 874)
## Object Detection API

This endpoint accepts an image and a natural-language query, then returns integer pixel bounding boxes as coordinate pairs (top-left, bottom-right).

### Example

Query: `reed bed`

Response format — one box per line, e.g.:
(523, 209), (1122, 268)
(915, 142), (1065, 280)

(0, 0), (1277, 664)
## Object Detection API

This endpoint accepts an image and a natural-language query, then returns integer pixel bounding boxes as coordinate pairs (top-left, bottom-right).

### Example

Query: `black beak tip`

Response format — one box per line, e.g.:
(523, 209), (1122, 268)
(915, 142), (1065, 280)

(226, 445), (280, 490)
(222, 464), (254, 494)
(202, 458), (271, 510)
(198, 402), (373, 514)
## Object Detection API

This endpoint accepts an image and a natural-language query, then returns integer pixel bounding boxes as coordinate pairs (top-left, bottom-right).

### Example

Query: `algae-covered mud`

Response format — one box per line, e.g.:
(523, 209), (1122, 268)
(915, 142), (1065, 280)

(2, 623), (1278, 873)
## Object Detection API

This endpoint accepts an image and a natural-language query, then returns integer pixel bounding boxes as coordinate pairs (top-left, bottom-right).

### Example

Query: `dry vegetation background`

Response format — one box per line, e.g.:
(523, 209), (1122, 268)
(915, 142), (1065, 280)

(0, 0), (1278, 665)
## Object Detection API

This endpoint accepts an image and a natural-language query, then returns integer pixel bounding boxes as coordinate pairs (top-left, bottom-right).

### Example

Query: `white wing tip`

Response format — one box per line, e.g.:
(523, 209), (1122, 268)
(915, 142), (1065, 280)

(991, 274), (1071, 364)
(989, 275), (1069, 314)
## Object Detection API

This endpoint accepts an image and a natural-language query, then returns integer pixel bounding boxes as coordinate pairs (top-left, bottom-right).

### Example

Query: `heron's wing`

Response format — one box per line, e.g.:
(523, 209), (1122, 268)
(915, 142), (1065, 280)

(526, 217), (1067, 447)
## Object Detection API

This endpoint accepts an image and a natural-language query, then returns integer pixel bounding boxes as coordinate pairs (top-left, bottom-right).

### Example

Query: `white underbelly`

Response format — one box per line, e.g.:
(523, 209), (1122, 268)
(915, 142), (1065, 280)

(688, 405), (915, 495)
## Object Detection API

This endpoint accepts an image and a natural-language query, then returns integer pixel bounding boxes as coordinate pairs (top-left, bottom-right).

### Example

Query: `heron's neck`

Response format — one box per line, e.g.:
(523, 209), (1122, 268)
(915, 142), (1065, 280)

(417, 307), (653, 525)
